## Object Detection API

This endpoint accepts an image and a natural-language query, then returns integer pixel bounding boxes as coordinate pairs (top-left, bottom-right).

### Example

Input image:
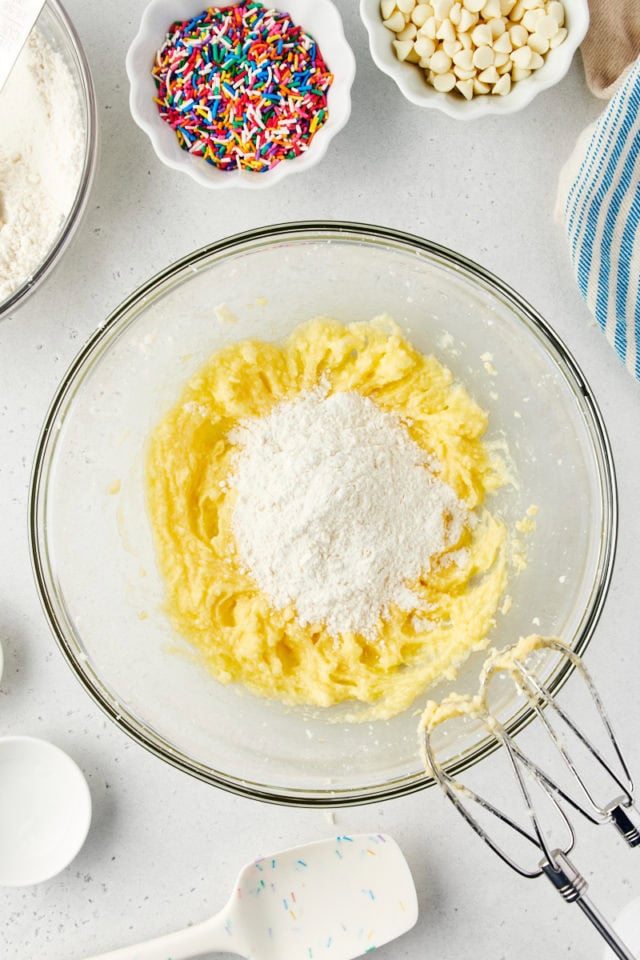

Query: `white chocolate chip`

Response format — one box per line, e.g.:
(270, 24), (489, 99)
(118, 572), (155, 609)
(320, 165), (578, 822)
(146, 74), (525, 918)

(456, 77), (475, 98)
(411, 3), (432, 25)
(500, 0), (516, 13)
(509, 24), (528, 45)
(421, 15), (438, 36)
(414, 35), (436, 56)
(405, 45), (421, 61)
(493, 31), (512, 52)
(527, 31), (549, 53)
(478, 64), (499, 82)
(458, 7), (478, 30)
(383, 10), (406, 30)
(547, 1), (564, 25)
(489, 16), (506, 37)
(380, 0), (398, 19)
(492, 72), (511, 94)
(393, 38), (414, 59)
(473, 77), (490, 93)
(482, 0), (501, 17)
(549, 26), (567, 48)
(436, 17), (457, 41)
(433, 0), (453, 16)
(521, 7), (544, 31)
(450, 2), (462, 25)
(397, 22), (418, 38)
(397, 0), (417, 13)
(471, 22), (493, 45)
(493, 51), (510, 67)
(472, 44), (494, 69)
(430, 49), (453, 72)
(536, 13), (559, 38)
(454, 64), (476, 78)
(453, 46), (474, 68)
(432, 70), (457, 90)
(509, 0), (525, 20)
(512, 64), (531, 80)
(510, 44), (532, 67)
(528, 49), (544, 69)
(443, 38), (463, 55)
(463, 0), (485, 11)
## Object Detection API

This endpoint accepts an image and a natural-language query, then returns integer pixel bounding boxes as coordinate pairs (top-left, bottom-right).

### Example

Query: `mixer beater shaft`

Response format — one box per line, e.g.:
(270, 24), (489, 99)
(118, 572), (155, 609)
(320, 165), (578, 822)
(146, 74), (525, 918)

(423, 637), (640, 960)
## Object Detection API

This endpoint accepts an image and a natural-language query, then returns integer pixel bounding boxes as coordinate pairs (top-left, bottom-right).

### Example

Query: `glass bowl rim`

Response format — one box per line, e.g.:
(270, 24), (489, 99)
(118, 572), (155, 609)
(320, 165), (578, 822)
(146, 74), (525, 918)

(28, 220), (618, 807)
(0, 0), (98, 320)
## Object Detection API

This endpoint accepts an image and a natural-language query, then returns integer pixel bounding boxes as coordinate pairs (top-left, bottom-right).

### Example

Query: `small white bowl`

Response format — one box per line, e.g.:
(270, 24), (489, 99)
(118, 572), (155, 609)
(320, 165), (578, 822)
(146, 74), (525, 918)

(0, 737), (91, 886)
(126, 0), (355, 189)
(360, 0), (589, 118)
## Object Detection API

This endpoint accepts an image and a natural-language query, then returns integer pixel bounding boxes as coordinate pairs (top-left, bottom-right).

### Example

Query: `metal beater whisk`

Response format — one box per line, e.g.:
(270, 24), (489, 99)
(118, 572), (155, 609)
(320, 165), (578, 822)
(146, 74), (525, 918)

(423, 637), (640, 960)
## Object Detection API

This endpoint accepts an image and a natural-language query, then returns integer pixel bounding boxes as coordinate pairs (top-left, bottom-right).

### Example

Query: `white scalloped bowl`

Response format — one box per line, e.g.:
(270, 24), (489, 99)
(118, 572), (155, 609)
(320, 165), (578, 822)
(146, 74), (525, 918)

(126, 0), (355, 189)
(359, 0), (589, 118)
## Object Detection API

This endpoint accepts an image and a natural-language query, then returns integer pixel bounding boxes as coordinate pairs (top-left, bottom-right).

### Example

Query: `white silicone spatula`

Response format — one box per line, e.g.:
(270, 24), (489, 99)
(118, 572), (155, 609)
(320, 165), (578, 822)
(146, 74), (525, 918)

(84, 833), (418, 960)
(0, 0), (46, 93)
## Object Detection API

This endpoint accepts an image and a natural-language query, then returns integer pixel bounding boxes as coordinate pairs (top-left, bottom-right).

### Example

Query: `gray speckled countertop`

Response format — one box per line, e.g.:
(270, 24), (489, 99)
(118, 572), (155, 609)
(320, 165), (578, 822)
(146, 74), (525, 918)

(2, 2), (640, 958)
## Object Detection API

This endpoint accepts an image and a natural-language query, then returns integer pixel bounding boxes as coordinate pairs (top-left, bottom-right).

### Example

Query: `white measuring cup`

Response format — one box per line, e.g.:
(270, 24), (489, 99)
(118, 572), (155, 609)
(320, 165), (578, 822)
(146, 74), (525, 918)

(0, 736), (91, 887)
(84, 833), (418, 960)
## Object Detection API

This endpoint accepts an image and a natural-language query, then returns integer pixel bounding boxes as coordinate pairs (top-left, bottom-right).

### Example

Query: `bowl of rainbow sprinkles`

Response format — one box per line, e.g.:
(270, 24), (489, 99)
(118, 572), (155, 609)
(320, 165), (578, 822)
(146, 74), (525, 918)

(126, 0), (355, 188)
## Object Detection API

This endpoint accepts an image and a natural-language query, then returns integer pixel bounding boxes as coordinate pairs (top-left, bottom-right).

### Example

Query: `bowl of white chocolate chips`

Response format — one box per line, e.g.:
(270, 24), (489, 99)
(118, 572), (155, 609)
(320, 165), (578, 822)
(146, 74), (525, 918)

(360, 0), (589, 116)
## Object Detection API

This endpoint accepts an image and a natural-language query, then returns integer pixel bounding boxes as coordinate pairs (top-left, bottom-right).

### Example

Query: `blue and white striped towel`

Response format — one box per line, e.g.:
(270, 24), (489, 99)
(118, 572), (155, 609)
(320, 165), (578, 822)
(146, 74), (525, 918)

(557, 58), (640, 379)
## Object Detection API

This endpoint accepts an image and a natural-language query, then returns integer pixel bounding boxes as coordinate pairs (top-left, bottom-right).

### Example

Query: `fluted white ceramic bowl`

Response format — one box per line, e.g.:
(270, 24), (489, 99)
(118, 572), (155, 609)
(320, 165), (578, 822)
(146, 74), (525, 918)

(359, 0), (589, 118)
(126, 0), (355, 189)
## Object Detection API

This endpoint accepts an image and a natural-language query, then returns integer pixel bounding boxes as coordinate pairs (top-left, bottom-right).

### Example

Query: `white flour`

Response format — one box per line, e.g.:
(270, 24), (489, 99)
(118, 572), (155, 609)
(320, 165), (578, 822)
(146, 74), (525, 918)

(0, 30), (84, 303)
(230, 387), (468, 639)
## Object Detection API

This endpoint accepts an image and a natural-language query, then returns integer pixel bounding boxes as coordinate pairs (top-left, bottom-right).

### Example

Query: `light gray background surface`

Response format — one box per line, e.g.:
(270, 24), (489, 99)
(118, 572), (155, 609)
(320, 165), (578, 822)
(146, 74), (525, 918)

(2, 2), (640, 958)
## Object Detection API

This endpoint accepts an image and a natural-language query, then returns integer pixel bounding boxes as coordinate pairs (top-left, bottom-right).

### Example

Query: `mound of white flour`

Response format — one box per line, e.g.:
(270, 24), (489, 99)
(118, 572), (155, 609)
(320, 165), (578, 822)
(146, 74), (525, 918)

(0, 30), (84, 303)
(230, 387), (467, 640)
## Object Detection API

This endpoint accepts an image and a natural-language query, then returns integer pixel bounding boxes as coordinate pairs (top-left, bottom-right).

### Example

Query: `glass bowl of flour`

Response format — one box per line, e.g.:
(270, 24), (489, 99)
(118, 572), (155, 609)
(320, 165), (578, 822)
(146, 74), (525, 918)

(29, 222), (616, 806)
(0, 0), (97, 319)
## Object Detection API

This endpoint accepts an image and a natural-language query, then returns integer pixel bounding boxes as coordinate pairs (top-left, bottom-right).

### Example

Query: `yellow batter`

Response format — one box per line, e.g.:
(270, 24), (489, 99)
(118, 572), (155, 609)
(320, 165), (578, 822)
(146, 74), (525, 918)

(146, 316), (511, 719)
(420, 635), (563, 773)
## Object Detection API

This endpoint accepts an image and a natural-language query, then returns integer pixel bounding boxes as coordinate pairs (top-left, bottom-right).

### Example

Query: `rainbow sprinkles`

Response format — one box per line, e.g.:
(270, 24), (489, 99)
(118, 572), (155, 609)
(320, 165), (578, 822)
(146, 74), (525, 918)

(152, 0), (334, 173)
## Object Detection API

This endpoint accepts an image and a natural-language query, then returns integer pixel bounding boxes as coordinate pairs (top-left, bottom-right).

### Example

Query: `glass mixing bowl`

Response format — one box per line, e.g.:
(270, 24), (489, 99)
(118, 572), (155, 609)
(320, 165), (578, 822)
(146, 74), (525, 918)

(29, 222), (617, 806)
(0, 0), (97, 319)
